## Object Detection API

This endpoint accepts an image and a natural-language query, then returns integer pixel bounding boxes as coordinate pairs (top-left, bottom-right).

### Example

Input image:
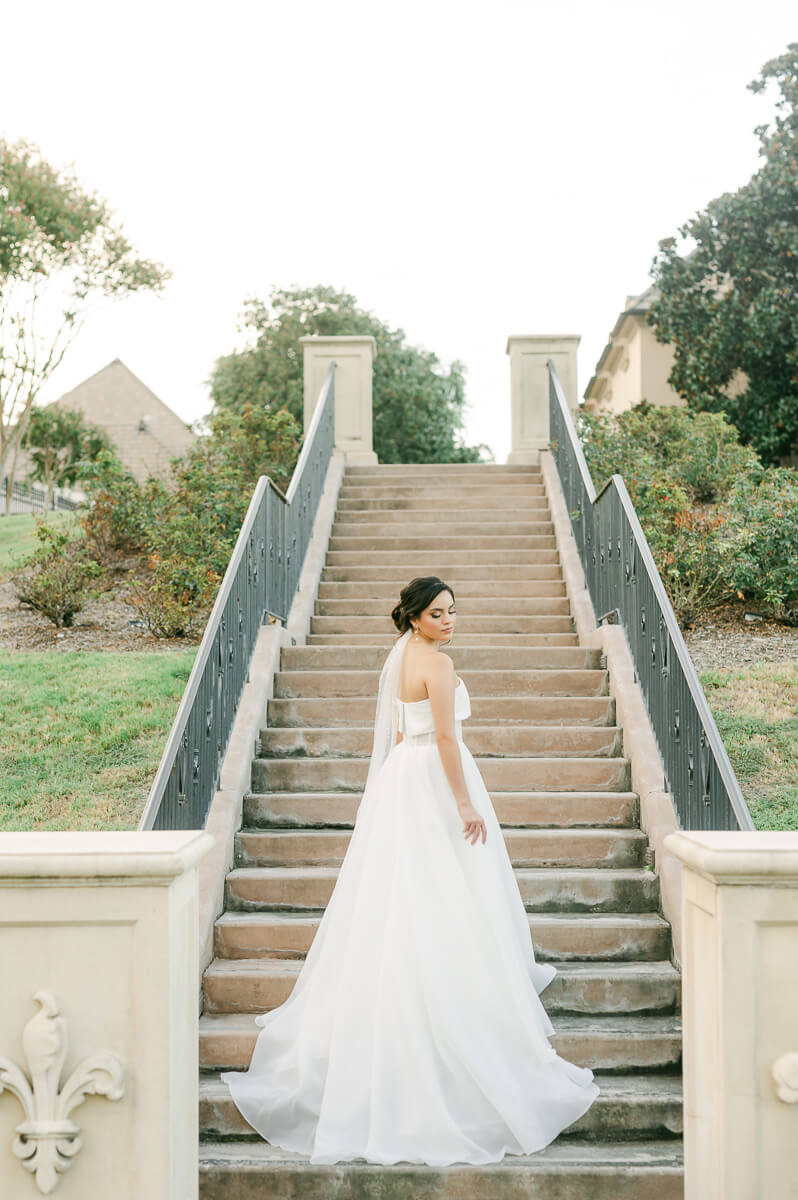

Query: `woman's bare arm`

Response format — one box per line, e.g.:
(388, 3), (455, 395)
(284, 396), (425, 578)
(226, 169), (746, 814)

(426, 656), (486, 843)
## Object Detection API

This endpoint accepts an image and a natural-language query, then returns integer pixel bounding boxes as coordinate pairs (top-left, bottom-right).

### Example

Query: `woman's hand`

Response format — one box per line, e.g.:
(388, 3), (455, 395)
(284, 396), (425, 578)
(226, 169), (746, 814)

(457, 800), (487, 845)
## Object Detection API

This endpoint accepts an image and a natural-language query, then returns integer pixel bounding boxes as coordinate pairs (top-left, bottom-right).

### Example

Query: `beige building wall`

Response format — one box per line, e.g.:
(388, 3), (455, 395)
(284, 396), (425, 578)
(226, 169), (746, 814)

(639, 323), (682, 409)
(585, 286), (751, 420)
(584, 297), (683, 417)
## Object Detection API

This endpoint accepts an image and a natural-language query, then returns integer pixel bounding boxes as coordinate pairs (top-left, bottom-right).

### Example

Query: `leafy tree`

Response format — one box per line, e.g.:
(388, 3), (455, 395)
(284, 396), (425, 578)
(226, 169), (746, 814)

(647, 43), (798, 462)
(0, 139), (170, 511)
(209, 285), (490, 463)
(21, 404), (111, 510)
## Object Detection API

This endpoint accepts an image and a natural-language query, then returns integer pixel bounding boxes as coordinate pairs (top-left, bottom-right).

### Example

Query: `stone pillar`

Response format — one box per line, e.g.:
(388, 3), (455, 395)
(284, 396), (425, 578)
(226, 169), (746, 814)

(506, 334), (581, 463)
(0, 831), (212, 1200)
(300, 335), (378, 465)
(664, 830), (798, 1200)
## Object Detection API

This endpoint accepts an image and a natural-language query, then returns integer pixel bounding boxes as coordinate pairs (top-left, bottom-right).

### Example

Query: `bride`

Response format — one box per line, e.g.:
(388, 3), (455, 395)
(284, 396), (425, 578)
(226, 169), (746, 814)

(221, 575), (600, 1165)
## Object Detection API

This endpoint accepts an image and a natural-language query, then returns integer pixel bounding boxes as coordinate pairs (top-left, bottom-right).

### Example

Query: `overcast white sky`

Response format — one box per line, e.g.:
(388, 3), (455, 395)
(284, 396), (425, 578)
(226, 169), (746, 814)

(1, 1), (795, 461)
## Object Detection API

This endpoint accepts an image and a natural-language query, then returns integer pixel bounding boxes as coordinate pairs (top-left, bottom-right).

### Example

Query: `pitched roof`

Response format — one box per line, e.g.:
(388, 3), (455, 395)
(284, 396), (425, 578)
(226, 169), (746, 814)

(55, 359), (196, 482)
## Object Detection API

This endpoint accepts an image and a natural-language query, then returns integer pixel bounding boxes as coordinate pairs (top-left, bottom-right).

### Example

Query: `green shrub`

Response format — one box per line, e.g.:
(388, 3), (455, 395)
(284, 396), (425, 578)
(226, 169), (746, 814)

(130, 552), (220, 639)
(728, 466), (798, 623)
(78, 405), (301, 638)
(579, 404), (759, 505)
(629, 473), (741, 624)
(12, 521), (104, 627)
(656, 505), (742, 624)
(80, 450), (152, 560)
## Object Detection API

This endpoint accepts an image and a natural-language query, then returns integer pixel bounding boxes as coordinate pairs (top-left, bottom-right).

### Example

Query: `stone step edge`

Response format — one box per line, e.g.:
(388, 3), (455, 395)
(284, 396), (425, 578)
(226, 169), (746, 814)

(251, 755), (630, 770)
(197, 1138), (684, 1170)
(203, 957), (680, 979)
(199, 1069), (683, 1100)
(224, 866), (658, 883)
(215, 910), (672, 927)
(235, 826), (645, 839)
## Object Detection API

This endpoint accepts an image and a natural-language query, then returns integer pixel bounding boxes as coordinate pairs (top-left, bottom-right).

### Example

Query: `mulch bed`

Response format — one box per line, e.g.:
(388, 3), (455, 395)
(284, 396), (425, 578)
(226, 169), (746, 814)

(681, 601), (798, 672)
(0, 557), (199, 653)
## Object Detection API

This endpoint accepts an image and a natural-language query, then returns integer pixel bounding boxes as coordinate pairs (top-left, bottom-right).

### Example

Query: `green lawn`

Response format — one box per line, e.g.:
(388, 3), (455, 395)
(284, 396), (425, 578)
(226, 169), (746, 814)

(0, 511), (81, 579)
(1, 650), (196, 831)
(700, 661), (798, 830)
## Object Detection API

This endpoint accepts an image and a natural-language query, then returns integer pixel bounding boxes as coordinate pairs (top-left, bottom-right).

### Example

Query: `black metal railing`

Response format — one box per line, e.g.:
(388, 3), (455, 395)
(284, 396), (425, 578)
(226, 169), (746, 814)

(139, 364), (336, 831)
(1, 477), (80, 515)
(547, 359), (753, 831)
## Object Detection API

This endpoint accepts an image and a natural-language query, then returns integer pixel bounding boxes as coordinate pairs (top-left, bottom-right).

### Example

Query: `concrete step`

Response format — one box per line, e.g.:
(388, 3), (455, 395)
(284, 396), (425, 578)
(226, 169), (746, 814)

(307, 632), (581, 646)
(336, 497), (552, 512)
(330, 522), (555, 540)
(234, 827), (646, 869)
(202, 957), (679, 1016)
(311, 614), (576, 634)
(329, 535), (558, 551)
(273, 668), (608, 699)
(266, 695), (615, 727)
(199, 1010), (681, 1074)
(326, 548), (558, 565)
(327, 507), (550, 526)
(315, 596), (569, 617)
(251, 755), (630, 794)
(322, 564), (565, 581)
(198, 1139), (683, 1197)
(280, 645), (598, 671)
(214, 910), (672, 963)
(243, 790), (639, 829)
(224, 866), (658, 914)
(344, 464), (542, 476)
(199, 1069), (682, 1143)
(338, 483), (547, 499)
(258, 724), (622, 761)
(317, 576), (563, 596)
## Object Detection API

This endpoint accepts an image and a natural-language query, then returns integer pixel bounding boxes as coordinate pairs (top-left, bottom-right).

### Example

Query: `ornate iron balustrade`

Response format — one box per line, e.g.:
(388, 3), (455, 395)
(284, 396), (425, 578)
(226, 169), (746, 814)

(139, 365), (336, 831)
(548, 359), (753, 832)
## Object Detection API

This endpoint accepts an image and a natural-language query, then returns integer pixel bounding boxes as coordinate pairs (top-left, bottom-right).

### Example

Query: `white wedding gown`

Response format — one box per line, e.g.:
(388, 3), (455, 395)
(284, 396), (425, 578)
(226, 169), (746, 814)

(221, 675), (600, 1165)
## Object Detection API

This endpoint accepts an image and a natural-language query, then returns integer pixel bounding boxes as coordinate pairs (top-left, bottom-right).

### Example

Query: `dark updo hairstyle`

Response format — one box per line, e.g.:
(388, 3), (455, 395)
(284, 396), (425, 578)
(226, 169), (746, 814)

(391, 576), (455, 634)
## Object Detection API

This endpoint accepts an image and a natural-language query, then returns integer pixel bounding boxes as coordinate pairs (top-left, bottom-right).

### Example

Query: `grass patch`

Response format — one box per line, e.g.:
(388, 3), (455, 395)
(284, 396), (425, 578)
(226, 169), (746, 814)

(700, 661), (798, 830)
(0, 650), (196, 830)
(0, 512), (82, 579)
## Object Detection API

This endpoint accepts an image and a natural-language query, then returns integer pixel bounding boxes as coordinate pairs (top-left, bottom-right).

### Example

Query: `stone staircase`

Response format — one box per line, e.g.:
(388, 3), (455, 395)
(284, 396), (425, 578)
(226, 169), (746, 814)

(198, 464), (684, 1198)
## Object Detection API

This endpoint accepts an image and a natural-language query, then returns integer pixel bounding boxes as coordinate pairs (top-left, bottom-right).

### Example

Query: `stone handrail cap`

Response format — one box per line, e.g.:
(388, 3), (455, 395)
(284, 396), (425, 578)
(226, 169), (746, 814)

(0, 831), (214, 880)
(505, 334), (582, 353)
(299, 334), (376, 351)
(664, 830), (798, 884)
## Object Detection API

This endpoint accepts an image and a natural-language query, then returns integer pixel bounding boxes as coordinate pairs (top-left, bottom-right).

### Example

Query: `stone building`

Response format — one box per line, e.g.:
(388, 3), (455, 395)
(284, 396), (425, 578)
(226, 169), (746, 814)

(53, 358), (196, 483)
(583, 286), (683, 415)
(583, 284), (747, 418)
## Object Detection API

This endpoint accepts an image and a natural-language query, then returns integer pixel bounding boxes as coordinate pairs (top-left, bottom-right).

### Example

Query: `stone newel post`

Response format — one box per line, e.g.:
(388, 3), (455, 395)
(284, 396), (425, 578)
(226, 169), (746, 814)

(300, 335), (378, 465)
(0, 831), (212, 1199)
(506, 334), (580, 463)
(664, 830), (798, 1200)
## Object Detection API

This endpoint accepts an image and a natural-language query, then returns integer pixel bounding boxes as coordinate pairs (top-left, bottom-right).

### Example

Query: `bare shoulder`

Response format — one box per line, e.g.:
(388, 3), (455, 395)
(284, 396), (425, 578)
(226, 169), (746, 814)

(424, 652), (455, 686)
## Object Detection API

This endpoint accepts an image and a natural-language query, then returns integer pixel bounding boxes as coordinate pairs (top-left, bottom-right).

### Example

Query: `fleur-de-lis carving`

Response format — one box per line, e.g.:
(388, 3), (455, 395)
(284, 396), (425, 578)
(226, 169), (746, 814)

(0, 991), (124, 1194)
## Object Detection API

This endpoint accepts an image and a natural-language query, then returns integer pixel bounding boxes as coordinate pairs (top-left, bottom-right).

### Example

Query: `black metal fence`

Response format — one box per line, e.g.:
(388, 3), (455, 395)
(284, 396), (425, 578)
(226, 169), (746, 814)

(548, 359), (753, 831)
(139, 365), (336, 831)
(1, 478), (80, 515)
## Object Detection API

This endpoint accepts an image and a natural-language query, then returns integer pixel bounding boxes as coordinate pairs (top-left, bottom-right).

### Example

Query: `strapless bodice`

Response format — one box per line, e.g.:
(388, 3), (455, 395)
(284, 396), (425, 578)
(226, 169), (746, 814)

(396, 678), (471, 744)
